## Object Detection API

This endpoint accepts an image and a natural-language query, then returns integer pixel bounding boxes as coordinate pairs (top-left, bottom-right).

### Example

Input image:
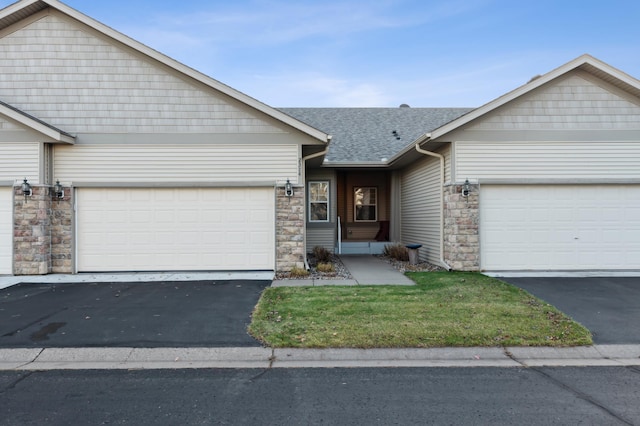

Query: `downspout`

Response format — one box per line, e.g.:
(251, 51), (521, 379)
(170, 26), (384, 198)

(300, 136), (332, 270)
(415, 135), (452, 271)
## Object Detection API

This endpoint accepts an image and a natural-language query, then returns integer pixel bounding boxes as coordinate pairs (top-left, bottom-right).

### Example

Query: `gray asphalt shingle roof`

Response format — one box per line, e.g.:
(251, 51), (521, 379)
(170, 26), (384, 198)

(279, 107), (473, 163)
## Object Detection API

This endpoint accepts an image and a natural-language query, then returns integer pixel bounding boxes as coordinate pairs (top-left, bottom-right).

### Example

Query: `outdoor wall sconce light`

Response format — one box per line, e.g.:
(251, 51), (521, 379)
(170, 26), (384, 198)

(462, 179), (471, 199)
(21, 178), (32, 200)
(284, 179), (294, 197)
(53, 180), (64, 199)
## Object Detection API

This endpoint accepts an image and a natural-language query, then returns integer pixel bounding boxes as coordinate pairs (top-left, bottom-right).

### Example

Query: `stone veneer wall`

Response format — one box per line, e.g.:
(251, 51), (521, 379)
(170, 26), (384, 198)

(443, 183), (480, 271)
(275, 186), (305, 271)
(13, 185), (50, 275)
(50, 187), (73, 273)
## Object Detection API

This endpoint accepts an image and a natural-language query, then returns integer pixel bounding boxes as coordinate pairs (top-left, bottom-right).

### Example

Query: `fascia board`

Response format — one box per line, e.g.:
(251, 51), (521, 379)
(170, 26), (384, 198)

(321, 162), (389, 168)
(0, 0), (42, 17)
(389, 54), (620, 164)
(427, 54), (640, 141)
(0, 103), (75, 143)
(390, 54), (640, 165)
(38, 0), (329, 144)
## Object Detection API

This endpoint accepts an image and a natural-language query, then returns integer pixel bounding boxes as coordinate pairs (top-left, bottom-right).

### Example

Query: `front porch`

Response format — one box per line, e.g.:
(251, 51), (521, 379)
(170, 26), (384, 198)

(306, 169), (397, 256)
(336, 220), (392, 254)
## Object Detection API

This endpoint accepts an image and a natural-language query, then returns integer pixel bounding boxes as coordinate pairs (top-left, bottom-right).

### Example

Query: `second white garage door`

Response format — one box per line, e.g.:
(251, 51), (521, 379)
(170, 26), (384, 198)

(77, 187), (274, 272)
(0, 187), (11, 275)
(480, 185), (640, 270)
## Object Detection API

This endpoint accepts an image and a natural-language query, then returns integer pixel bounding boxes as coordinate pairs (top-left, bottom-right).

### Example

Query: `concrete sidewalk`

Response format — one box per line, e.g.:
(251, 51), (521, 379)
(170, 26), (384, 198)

(1, 345), (638, 370)
(272, 254), (414, 287)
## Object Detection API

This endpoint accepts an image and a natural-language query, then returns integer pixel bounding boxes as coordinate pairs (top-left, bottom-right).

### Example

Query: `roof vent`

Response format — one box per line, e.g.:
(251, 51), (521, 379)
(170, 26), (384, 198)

(392, 130), (401, 140)
(399, 103), (410, 108)
(527, 74), (542, 83)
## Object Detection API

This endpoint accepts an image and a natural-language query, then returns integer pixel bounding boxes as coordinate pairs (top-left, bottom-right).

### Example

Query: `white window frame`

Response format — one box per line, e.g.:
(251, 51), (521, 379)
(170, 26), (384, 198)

(308, 181), (329, 222)
(354, 187), (377, 222)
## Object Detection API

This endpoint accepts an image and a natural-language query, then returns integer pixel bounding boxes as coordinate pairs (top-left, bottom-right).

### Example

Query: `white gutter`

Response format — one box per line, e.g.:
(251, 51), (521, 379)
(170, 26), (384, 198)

(414, 135), (452, 271)
(300, 136), (333, 270)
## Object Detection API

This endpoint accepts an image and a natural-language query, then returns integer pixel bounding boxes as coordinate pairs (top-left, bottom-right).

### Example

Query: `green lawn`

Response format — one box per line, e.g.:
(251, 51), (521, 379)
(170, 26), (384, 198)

(249, 272), (592, 348)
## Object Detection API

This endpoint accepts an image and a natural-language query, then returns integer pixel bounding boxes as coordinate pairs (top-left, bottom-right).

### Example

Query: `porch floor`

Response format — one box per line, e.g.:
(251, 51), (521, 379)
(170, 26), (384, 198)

(337, 241), (391, 255)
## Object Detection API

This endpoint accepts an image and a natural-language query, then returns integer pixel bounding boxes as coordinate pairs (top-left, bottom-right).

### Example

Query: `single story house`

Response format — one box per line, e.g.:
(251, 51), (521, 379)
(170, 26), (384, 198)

(1, 0), (639, 276)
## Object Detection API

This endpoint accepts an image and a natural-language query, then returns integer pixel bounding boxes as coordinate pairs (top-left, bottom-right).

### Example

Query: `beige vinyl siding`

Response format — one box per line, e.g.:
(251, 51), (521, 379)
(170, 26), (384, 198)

(0, 12), (288, 135)
(0, 117), (23, 131)
(306, 228), (335, 253)
(456, 141), (640, 180)
(54, 144), (299, 183)
(468, 73), (640, 131)
(306, 169), (336, 253)
(0, 142), (40, 183)
(442, 145), (452, 183)
(400, 155), (441, 263)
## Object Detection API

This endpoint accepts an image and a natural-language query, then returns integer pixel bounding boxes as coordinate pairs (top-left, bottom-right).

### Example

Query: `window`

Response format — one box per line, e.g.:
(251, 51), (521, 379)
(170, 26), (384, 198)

(354, 187), (377, 221)
(309, 181), (329, 222)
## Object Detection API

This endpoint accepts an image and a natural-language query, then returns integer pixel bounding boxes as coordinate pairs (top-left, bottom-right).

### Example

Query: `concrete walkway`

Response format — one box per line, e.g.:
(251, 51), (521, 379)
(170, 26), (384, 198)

(272, 254), (414, 287)
(1, 345), (639, 370)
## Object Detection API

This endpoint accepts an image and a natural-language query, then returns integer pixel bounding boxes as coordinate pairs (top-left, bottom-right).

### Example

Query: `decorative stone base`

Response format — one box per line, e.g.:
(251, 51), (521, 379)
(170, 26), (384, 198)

(275, 186), (305, 272)
(13, 186), (50, 275)
(51, 187), (73, 273)
(12, 184), (74, 275)
(443, 183), (480, 271)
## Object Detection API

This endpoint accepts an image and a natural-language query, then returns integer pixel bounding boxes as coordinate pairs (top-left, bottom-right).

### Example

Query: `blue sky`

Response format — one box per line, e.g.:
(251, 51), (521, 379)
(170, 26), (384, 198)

(3, 0), (640, 107)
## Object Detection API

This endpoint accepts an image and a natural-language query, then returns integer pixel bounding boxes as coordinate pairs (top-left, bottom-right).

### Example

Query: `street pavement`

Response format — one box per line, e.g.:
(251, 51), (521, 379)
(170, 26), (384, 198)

(2, 366), (639, 425)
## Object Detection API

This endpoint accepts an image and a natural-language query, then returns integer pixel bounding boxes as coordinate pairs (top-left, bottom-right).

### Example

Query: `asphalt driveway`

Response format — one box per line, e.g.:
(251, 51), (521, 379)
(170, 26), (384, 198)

(0, 280), (270, 348)
(501, 277), (640, 344)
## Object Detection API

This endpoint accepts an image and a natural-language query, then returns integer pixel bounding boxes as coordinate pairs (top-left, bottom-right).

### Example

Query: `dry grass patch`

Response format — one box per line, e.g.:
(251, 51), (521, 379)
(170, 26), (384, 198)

(316, 262), (334, 273)
(288, 266), (309, 278)
(249, 272), (592, 348)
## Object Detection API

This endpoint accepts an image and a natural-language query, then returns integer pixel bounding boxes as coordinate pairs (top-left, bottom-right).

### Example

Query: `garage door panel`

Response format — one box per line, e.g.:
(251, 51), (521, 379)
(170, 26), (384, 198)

(78, 188), (274, 272)
(481, 185), (640, 270)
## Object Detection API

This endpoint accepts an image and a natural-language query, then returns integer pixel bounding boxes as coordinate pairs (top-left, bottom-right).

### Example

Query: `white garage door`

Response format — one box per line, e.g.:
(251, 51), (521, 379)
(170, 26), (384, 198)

(77, 188), (274, 272)
(0, 187), (11, 274)
(481, 185), (640, 270)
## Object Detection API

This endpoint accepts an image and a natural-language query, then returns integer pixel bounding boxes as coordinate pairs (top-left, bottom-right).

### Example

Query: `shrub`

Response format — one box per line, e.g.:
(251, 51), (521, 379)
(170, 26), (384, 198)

(312, 246), (332, 263)
(384, 243), (409, 261)
(316, 262), (335, 273)
(288, 266), (310, 278)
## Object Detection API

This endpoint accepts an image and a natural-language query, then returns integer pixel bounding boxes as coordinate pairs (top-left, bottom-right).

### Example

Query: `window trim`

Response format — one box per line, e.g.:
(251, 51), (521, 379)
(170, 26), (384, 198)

(354, 186), (377, 222)
(308, 180), (330, 223)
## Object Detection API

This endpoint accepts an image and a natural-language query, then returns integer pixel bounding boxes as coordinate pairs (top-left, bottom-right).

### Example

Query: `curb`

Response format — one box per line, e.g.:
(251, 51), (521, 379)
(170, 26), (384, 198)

(1, 345), (639, 370)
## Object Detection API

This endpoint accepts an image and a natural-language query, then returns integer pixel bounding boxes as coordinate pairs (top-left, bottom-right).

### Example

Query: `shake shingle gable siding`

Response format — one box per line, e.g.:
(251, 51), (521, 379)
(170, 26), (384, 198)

(279, 108), (473, 163)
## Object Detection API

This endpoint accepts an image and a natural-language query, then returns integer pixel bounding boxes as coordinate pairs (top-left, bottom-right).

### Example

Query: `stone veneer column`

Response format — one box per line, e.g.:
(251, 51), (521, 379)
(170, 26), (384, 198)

(51, 187), (73, 273)
(275, 186), (305, 272)
(13, 185), (50, 275)
(443, 183), (480, 271)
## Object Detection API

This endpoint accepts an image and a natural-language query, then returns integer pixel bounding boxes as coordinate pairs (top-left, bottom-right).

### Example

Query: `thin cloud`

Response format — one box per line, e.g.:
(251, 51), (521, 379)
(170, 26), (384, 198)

(233, 72), (390, 107)
(140, 0), (489, 46)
